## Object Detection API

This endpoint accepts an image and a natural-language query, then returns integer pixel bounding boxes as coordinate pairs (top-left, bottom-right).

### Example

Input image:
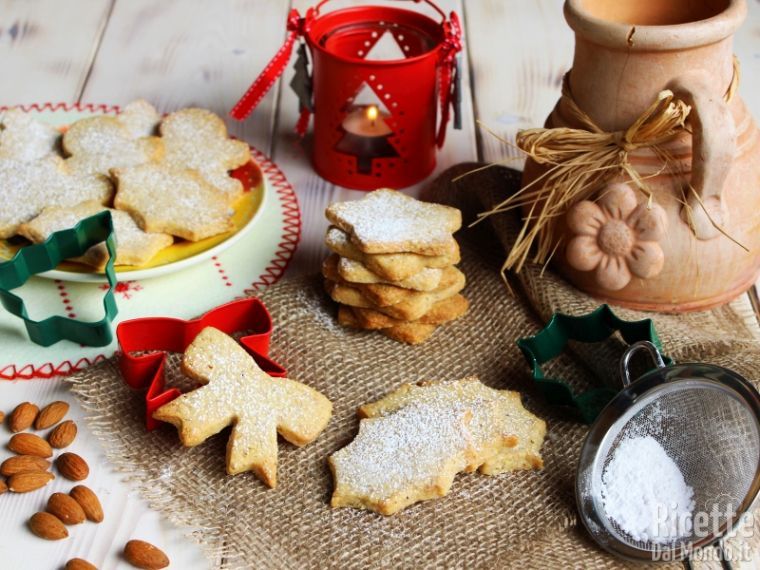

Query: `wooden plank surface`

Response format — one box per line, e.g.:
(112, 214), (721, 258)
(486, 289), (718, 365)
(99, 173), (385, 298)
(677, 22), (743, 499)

(80, 0), (291, 154)
(0, 0), (114, 104)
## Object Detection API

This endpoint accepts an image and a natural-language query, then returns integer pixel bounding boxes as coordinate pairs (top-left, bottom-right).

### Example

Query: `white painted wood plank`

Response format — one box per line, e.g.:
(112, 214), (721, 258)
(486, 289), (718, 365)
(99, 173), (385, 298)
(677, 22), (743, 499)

(80, 0), (292, 154)
(272, 0), (478, 276)
(0, 379), (210, 570)
(464, 0), (570, 166)
(0, 0), (113, 105)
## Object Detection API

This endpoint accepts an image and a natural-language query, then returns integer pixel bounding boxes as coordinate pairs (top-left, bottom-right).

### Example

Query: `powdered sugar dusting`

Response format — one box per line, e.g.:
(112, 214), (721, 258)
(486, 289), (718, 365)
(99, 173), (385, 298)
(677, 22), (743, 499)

(326, 189), (462, 254)
(154, 327), (332, 483)
(113, 163), (234, 241)
(20, 200), (173, 267)
(161, 108), (250, 200)
(601, 436), (695, 544)
(330, 379), (546, 514)
(0, 155), (111, 238)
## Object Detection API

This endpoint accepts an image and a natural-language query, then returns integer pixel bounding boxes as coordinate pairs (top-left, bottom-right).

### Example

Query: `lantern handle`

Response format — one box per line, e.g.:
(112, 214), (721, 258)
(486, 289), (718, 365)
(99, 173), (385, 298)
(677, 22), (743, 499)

(313, 0), (447, 23)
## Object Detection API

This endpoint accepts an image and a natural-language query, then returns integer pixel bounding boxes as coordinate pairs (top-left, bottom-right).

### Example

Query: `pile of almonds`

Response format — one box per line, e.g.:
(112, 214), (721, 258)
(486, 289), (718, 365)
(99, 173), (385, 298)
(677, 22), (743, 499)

(2, 401), (169, 569)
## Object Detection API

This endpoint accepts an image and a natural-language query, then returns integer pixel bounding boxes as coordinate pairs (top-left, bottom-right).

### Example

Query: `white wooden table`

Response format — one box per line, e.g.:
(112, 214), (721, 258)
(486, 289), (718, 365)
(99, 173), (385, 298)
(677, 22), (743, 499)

(1, 1), (760, 568)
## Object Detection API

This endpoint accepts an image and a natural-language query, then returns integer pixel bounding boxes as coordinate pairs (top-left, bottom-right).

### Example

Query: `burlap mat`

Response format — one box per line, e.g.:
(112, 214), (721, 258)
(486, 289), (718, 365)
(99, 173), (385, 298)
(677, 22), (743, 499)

(68, 165), (760, 569)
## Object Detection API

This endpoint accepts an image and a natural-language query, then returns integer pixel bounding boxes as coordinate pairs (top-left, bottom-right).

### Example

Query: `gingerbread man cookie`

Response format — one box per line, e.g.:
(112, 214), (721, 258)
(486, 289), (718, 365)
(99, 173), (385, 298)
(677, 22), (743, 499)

(63, 100), (163, 177)
(160, 108), (251, 201)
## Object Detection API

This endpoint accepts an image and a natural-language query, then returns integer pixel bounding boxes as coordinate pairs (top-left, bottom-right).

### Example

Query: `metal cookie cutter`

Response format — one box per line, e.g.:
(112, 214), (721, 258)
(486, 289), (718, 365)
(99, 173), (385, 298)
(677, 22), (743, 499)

(577, 341), (760, 567)
(517, 305), (672, 423)
(0, 211), (118, 347)
(117, 297), (286, 430)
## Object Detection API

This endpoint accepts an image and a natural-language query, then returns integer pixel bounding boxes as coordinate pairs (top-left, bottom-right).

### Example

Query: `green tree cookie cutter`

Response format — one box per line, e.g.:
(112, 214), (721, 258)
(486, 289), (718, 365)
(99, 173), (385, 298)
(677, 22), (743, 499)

(516, 305), (672, 424)
(0, 211), (118, 347)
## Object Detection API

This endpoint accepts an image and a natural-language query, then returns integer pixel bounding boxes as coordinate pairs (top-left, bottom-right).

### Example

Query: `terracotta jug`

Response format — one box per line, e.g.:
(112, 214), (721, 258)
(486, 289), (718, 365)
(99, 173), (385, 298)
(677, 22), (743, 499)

(522, 0), (760, 312)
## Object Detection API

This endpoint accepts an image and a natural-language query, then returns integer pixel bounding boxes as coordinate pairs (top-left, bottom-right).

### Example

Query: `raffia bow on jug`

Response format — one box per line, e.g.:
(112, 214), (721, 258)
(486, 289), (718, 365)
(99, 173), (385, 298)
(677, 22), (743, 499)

(475, 56), (742, 278)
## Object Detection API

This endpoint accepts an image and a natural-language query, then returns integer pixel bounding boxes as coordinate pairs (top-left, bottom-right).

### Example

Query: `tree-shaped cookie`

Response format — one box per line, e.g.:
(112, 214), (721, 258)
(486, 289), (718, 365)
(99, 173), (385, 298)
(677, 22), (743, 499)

(160, 108), (251, 202)
(153, 327), (333, 487)
(63, 100), (163, 177)
(329, 377), (545, 515)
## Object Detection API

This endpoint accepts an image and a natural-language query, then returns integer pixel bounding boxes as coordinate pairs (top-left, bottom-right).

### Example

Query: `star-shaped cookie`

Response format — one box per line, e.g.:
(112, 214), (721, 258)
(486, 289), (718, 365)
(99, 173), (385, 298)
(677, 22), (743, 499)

(325, 189), (462, 255)
(160, 108), (251, 202)
(153, 327), (333, 487)
(18, 200), (173, 269)
(329, 377), (545, 515)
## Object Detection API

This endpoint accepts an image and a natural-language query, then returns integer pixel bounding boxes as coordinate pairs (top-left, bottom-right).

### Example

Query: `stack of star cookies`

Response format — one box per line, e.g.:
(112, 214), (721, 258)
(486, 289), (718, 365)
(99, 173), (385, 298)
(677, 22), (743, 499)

(323, 189), (468, 345)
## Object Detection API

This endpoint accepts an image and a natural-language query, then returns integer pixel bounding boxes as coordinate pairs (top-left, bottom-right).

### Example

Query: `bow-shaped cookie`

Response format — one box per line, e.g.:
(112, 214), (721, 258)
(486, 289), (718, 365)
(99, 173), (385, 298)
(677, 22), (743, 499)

(117, 298), (285, 430)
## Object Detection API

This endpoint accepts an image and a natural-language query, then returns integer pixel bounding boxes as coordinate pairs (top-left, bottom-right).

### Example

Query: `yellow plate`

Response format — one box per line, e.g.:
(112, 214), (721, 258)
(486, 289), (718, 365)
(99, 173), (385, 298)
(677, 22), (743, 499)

(0, 108), (266, 282)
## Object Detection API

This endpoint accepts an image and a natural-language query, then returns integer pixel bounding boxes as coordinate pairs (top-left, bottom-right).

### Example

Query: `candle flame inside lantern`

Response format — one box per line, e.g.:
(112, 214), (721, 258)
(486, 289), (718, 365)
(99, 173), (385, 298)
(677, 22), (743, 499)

(366, 104), (379, 126)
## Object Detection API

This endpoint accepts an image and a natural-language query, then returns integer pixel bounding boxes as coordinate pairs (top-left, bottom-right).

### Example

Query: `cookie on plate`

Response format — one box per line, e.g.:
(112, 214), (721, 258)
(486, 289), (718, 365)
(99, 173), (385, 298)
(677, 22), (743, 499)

(160, 108), (251, 202)
(113, 163), (235, 241)
(325, 189), (462, 255)
(0, 108), (61, 162)
(329, 377), (546, 515)
(0, 156), (112, 239)
(18, 200), (173, 269)
(153, 327), (332, 487)
(63, 100), (163, 177)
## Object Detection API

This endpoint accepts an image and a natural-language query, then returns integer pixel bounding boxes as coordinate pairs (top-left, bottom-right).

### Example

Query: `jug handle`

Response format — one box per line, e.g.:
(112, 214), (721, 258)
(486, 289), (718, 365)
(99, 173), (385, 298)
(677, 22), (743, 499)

(667, 71), (736, 240)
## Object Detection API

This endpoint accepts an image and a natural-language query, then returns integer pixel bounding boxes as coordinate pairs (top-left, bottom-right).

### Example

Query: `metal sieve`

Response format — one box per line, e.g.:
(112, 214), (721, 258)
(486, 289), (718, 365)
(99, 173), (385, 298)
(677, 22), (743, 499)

(576, 341), (760, 566)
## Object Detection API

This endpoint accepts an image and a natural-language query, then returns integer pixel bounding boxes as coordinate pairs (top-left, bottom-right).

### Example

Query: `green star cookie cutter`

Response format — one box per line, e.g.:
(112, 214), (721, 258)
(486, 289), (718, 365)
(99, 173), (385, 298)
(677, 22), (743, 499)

(0, 211), (118, 347)
(516, 304), (672, 424)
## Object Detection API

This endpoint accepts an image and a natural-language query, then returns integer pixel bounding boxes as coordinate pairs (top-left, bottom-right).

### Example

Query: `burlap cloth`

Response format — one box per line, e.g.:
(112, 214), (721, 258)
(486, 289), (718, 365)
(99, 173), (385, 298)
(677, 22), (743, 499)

(68, 166), (760, 569)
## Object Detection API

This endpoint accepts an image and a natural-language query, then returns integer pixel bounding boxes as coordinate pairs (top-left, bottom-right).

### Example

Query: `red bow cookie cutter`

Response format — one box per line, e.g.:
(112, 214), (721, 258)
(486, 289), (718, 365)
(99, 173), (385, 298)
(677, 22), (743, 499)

(117, 298), (286, 430)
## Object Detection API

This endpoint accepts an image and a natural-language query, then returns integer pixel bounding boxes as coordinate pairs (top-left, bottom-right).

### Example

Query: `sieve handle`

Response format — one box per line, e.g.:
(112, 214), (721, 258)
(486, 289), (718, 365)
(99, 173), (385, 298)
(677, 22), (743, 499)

(619, 341), (666, 387)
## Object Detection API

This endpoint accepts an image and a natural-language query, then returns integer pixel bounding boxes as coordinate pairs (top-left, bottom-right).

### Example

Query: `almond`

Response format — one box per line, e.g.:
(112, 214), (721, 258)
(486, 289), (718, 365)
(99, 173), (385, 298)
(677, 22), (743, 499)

(65, 559), (98, 570)
(8, 432), (52, 457)
(70, 485), (103, 523)
(0, 411), (5, 422)
(35, 400), (69, 430)
(28, 511), (68, 540)
(56, 452), (89, 481)
(0, 478), (6, 494)
(8, 402), (39, 432)
(124, 540), (169, 569)
(8, 470), (54, 492)
(49, 420), (78, 448)
(47, 492), (86, 524)
(0, 454), (50, 476)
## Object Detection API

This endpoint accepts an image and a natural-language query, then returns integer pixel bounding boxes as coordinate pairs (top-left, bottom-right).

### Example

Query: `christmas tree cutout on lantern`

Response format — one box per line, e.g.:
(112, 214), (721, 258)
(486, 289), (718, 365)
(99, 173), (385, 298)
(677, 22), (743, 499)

(336, 82), (399, 175)
(363, 29), (407, 61)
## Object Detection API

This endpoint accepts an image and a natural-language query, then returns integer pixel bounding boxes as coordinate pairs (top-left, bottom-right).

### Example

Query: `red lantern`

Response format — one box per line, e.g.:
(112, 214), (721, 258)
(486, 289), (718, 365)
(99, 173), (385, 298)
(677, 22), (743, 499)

(231, 0), (462, 190)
